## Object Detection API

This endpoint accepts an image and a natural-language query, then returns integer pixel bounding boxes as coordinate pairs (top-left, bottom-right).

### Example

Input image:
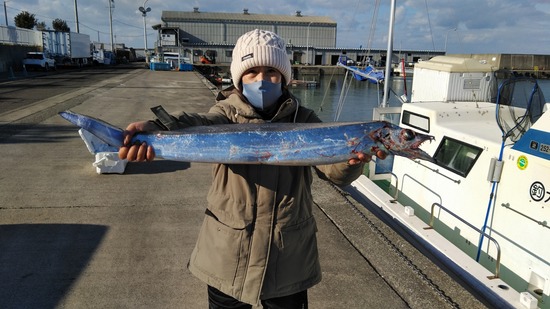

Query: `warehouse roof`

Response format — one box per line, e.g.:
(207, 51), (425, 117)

(161, 9), (336, 26)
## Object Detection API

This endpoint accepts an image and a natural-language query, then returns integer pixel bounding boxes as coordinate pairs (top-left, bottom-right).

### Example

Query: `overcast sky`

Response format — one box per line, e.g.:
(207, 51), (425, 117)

(4, 0), (550, 54)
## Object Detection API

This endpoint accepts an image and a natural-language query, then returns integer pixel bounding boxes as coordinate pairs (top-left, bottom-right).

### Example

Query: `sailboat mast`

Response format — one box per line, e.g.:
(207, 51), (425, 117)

(381, 0), (396, 107)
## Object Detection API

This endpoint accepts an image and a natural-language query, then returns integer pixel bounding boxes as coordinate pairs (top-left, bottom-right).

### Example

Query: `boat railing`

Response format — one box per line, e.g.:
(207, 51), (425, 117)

(388, 172), (399, 202)
(425, 202), (502, 279)
(402, 174), (443, 205)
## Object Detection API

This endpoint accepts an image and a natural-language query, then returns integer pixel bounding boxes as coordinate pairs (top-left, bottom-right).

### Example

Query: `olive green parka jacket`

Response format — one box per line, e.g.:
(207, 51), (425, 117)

(162, 87), (364, 305)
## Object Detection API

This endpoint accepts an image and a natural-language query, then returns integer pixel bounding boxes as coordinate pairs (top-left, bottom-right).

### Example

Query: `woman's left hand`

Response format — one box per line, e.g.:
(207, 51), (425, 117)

(348, 150), (388, 165)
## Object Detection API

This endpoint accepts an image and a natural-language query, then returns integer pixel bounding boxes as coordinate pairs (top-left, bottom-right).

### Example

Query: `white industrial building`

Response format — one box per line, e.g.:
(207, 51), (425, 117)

(152, 7), (443, 67)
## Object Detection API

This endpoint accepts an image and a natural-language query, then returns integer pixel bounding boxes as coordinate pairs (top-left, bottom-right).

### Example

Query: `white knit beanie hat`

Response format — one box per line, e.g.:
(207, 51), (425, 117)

(231, 29), (292, 90)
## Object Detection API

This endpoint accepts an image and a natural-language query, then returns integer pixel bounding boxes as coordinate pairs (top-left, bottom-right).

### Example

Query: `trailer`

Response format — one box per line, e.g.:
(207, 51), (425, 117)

(41, 31), (92, 66)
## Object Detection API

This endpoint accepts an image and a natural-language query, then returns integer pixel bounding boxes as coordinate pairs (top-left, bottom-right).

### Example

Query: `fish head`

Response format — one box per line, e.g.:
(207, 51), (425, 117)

(369, 121), (435, 162)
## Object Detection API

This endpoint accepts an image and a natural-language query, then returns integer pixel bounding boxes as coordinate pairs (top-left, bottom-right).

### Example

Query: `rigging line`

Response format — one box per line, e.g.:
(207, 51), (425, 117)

(360, 0), (380, 69)
(337, 72), (355, 120)
(79, 22), (109, 35)
(348, 0), (362, 35)
(317, 71), (335, 113)
(317, 61), (341, 114)
(113, 19), (143, 29)
(424, 0), (436, 51)
(367, 0), (381, 52)
(335, 71), (353, 121)
(317, 58), (338, 113)
(334, 72), (348, 121)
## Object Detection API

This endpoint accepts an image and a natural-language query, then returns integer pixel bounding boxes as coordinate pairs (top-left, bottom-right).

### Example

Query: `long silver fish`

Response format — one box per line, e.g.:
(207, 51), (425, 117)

(59, 110), (434, 165)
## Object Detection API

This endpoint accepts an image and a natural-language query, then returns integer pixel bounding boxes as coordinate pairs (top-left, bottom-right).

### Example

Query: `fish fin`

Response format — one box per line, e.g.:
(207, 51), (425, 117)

(78, 129), (120, 154)
(59, 111), (124, 148)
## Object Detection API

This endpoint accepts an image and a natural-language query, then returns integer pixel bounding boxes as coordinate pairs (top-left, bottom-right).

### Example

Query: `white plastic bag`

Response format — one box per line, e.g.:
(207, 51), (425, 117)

(93, 152), (127, 174)
(78, 129), (127, 174)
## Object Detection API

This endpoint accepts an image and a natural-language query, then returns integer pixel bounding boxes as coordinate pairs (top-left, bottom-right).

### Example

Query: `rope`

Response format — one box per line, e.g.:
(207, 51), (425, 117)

(424, 0), (436, 51)
(322, 181), (461, 308)
(361, 0), (381, 68)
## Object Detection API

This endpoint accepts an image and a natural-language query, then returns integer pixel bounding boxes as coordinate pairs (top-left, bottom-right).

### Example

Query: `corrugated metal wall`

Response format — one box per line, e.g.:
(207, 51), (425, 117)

(169, 20), (336, 47)
(166, 19), (339, 65)
(160, 12), (452, 66)
(411, 69), (493, 102)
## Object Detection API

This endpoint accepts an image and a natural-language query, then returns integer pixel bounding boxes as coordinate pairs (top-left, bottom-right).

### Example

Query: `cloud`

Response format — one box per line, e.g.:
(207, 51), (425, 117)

(5, 0), (550, 54)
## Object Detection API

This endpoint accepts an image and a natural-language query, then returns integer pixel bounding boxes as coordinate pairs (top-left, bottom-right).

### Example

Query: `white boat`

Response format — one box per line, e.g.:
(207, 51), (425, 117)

(350, 55), (549, 309)
(150, 52), (191, 69)
(336, 62), (385, 84)
(392, 64), (414, 76)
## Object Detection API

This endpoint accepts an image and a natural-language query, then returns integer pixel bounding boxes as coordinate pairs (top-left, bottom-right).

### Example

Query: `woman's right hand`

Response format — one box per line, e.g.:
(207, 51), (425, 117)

(118, 121), (157, 162)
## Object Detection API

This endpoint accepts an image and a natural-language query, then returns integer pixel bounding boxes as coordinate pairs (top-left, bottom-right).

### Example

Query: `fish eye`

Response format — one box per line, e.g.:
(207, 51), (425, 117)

(401, 129), (415, 141)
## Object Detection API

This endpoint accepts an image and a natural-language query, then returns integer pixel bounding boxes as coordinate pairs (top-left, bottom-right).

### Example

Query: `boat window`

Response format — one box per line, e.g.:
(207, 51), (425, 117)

(402, 111), (430, 132)
(433, 137), (482, 177)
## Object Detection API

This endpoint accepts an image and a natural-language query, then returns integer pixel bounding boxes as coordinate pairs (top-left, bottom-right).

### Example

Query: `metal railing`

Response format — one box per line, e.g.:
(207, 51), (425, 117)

(388, 172), (399, 202)
(425, 202), (501, 279)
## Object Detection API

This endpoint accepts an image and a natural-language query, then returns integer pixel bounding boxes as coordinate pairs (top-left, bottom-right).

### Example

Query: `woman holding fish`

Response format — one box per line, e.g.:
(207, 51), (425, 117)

(119, 29), (380, 309)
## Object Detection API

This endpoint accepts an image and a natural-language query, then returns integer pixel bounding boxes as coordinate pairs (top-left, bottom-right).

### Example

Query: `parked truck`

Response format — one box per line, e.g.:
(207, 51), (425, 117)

(92, 49), (115, 65)
(41, 31), (92, 66)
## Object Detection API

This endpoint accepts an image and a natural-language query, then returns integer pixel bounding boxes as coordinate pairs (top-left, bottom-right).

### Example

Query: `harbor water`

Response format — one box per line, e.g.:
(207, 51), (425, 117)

(291, 75), (550, 122)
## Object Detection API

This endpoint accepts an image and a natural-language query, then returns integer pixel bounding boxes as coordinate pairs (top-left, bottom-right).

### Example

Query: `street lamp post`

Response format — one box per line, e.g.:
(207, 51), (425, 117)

(139, 0), (151, 57)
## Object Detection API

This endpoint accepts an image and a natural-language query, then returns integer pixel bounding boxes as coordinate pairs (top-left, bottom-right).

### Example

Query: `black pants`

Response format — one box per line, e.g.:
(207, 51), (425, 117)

(208, 286), (308, 309)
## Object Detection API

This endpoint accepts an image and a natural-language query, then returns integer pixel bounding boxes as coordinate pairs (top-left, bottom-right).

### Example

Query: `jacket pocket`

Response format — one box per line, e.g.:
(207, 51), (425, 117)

(192, 212), (248, 285)
(274, 216), (320, 289)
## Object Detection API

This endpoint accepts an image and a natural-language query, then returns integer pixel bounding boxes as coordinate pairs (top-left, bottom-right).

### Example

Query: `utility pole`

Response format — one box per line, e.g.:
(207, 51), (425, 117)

(306, 22), (312, 65)
(109, 0), (115, 53)
(4, 1), (8, 26)
(74, 0), (79, 33)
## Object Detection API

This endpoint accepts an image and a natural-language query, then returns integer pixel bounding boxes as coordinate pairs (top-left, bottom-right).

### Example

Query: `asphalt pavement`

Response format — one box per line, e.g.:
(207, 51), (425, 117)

(0, 65), (487, 308)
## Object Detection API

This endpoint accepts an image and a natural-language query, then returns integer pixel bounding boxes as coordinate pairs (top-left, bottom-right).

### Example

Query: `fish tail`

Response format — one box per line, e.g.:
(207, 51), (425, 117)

(59, 111), (124, 148)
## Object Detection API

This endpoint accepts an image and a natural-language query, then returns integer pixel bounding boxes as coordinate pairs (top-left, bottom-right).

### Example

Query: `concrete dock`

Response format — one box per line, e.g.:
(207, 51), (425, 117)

(0, 66), (488, 308)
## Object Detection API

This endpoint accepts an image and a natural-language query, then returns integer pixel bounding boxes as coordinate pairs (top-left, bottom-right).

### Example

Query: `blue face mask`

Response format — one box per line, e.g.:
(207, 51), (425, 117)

(242, 80), (283, 111)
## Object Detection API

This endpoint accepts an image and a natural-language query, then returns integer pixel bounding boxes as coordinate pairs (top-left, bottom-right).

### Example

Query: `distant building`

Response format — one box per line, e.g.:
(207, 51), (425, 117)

(153, 8), (443, 67)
